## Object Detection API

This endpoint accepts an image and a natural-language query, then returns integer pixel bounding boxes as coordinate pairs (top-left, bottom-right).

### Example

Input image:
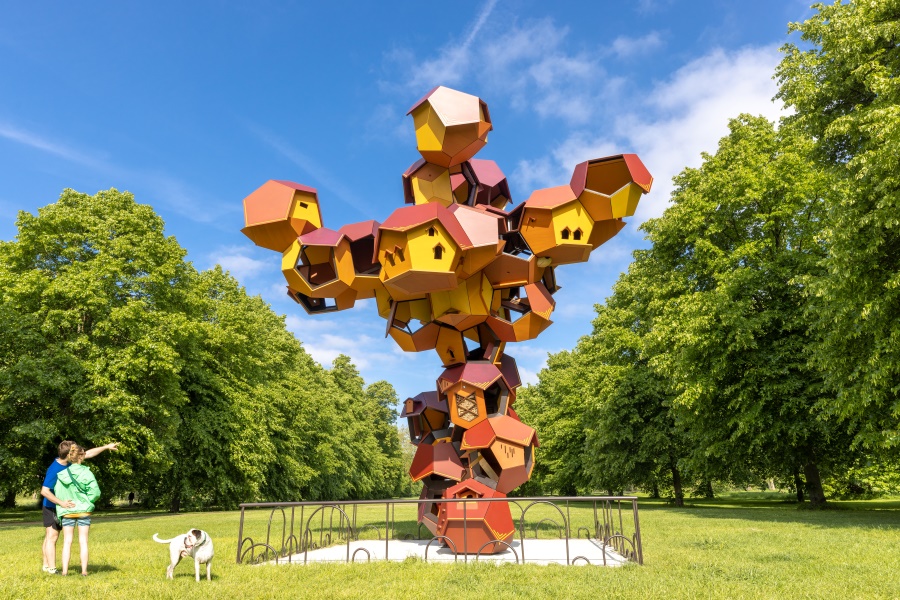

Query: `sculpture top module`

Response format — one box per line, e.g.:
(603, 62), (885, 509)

(241, 86), (652, 554)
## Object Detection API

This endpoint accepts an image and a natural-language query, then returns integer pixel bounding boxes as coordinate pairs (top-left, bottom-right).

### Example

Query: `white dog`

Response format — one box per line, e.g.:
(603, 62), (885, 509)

(152, 529), (214, 581)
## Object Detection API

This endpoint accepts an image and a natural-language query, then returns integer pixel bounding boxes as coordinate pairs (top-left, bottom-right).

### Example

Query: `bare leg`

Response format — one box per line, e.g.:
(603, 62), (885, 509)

(43, 527), (59, 570)
(78, 525), (90, 575)
(60, 526), (74, 575)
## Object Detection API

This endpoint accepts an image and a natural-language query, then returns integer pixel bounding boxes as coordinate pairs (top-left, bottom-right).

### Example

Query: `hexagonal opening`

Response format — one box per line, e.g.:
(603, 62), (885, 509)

(495, 287), (531, 322)
(483, 380), (510, 416)
(500, 230), (533, 257)
(290, 289), (338, 314)
(541, 267), (560, 295)
(472, 448), (503, 482)
(388, 300), (432, 336)
(349, 236), (380, 275)
(296, 245), (338, 288)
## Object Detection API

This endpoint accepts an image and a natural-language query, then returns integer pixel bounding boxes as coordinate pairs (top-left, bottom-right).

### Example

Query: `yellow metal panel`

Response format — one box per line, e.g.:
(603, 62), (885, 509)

(407, 223), (459, 272)
(411, 167), (453, 206)
(610, 182), (643, 218)
(334, 242), (356, 286)
(289, 190), (323, 230)
(304, 245), (332, 264)
(550, 201), (594, 245)
(457, 244), (501, 279)
(377, 230), (412, 281)
(436, 327), (466, 366)
(415, 122), (443, 153)
(410, 298), (432, 323)
(349, 274), (382, 296)
(388, 327), (418, 352)
(281, 241), (315, 295)
(412, 105), (430, 130)
(519, 209), (556, 255)
(375, 288), (392, 319)
(579, 189), (613, 222)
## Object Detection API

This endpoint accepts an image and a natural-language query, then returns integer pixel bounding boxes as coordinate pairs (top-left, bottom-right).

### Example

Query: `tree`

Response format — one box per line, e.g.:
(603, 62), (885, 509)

(516, 351), (590, 496)
(644, 115), (850, 506)
(365, 380), (407, 497)
(0, 188), (403, 509)
(776, 0), (900, 450)
(580, 272), (693, 506)
(0, 188), (193, 501)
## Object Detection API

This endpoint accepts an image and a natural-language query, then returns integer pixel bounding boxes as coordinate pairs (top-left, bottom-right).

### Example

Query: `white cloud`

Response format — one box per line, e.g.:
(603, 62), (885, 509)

(210, 245), (269, 282)
(399, 0), (500, 91)
(513, 45), (787, 223)
(383, 13), (613, 127)
(610, 32), (665, 58)
(518, 365), (539, 386)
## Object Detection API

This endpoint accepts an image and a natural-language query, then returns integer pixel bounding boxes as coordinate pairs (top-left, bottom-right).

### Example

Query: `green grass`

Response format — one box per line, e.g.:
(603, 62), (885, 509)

(2, 495), (899, 599)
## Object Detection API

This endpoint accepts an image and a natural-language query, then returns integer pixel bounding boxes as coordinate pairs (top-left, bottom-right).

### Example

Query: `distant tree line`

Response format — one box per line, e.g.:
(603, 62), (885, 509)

(516, 1), (900, 507)
(0, 188), (416, 511)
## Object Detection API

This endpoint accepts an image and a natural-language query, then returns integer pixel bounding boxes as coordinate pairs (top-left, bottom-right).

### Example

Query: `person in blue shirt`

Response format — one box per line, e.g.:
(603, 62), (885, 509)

(40, 440), (118, 575)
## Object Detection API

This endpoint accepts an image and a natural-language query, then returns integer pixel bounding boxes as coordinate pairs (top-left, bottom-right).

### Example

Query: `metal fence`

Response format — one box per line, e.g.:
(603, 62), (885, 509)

(237, 496), (642, 567)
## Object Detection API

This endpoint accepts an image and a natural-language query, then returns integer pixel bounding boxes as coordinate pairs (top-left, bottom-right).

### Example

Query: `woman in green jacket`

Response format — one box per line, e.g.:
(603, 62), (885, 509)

(54, 444), (101, 576)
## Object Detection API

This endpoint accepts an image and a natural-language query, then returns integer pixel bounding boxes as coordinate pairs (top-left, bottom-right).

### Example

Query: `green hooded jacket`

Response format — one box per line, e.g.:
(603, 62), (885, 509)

(54, 463), (101, 518)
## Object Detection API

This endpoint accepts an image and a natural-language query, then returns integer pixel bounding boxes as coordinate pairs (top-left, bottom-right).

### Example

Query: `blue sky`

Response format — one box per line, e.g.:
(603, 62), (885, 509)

(1, 0), (812, 403)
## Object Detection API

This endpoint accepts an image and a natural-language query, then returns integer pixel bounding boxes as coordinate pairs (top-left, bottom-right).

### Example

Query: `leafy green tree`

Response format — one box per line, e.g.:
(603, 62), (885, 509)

(1, 188), (405, 509)
(645, 115), (851, 506)
(0, 189), (192, 501)
(776, 0), (900, 450)
(580, 280), (693, 505)
(516, 351), (590, 495)
(365, 380), (407, 496)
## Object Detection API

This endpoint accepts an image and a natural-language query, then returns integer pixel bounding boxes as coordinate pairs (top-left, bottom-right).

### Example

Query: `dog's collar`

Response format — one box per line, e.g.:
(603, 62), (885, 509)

(193, 531), (208, 548)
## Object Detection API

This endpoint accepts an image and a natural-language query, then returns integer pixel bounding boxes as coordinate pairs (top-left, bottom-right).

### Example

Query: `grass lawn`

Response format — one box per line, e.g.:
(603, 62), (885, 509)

(1, 493), (899, 599)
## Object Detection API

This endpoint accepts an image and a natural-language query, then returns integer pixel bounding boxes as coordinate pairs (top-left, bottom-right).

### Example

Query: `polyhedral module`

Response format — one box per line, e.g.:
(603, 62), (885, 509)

(241, 86), (652, 554)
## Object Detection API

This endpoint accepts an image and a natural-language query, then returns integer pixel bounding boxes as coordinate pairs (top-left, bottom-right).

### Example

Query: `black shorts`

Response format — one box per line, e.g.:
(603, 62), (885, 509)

(42, 505), (61, 531)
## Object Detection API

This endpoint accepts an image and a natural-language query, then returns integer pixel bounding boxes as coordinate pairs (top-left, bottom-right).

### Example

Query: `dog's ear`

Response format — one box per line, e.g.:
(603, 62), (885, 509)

(191, 529), (202, 538)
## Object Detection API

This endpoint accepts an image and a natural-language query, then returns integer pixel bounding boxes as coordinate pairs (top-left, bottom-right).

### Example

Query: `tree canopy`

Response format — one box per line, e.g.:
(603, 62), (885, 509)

(777, 0), (900, 450)
(0, 189), (405, 509)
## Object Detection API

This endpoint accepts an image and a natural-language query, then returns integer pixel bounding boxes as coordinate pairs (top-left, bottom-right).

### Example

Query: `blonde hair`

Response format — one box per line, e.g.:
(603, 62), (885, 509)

(66, 443), (86, 464)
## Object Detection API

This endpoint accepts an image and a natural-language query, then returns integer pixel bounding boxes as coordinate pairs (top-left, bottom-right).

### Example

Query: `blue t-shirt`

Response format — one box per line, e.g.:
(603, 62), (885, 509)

(42, 460), (68, 508)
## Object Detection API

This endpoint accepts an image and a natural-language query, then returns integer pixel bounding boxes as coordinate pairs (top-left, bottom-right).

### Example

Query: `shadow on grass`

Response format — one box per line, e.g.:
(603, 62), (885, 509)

(84, 563), (120, 574)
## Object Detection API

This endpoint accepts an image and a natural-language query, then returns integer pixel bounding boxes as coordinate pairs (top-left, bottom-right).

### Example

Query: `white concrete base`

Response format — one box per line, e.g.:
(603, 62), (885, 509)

(278, 538), (628, 567)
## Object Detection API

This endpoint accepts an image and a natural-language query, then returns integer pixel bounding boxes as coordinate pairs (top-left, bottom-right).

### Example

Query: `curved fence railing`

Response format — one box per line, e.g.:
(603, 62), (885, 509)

(237, 496), (642, 566)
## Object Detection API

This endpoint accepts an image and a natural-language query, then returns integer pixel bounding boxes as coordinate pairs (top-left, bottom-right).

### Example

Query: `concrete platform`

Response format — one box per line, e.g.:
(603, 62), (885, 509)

(278, 538), (629, 566)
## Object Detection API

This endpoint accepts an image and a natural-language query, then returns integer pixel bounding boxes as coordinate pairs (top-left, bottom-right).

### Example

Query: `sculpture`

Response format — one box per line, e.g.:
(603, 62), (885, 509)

(240, 86), (652, 554)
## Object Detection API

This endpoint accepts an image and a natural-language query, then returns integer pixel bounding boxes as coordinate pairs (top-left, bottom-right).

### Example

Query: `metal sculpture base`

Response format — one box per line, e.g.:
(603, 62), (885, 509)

(284, 537), (629, 566)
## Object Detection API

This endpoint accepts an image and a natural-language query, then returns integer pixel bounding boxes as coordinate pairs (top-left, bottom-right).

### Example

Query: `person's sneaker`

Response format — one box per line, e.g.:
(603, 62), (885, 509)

(45, 568), (59, 575)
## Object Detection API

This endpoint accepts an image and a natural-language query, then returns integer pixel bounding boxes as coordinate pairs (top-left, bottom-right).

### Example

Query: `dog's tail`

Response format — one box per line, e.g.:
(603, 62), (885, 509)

(152, 533), (179, 544)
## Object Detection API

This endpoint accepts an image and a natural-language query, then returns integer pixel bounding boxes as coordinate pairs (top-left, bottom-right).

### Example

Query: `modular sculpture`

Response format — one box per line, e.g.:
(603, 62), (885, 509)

(241, 86), (652, 554)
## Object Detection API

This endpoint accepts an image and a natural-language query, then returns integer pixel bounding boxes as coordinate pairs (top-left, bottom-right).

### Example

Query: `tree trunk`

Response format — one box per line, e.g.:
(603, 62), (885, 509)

(650, 481), (660, 499)
(1, 489), (16, 508)
(699, 480), (715, 499)
(169, 492), (181, 514)
(671, 463), (684, 507)
(793, 468), (805, 503)
(804, 461), (827, 508)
